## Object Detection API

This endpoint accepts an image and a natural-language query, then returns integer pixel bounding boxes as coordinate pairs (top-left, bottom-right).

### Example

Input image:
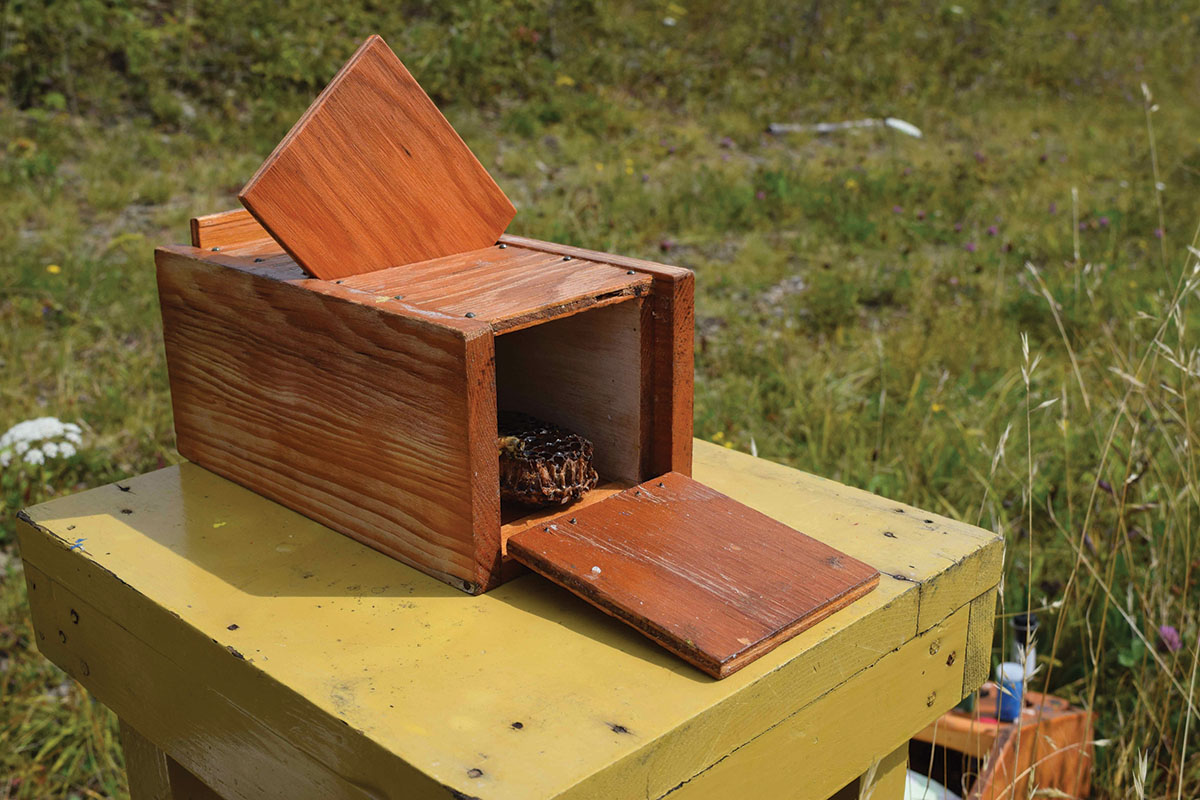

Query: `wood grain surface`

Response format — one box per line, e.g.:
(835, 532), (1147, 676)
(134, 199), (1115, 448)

(507, 471), (880, 678)
(240, 35), (516, 280)
(339, 244), (651, 332)
(499, 234), (695, 477)
(495, 300), (645, 485)
(156, 245), (501, 592)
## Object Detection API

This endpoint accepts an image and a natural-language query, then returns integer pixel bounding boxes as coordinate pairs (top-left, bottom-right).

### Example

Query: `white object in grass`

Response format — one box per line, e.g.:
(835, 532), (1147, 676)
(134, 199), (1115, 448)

(0, 416), (84, 468)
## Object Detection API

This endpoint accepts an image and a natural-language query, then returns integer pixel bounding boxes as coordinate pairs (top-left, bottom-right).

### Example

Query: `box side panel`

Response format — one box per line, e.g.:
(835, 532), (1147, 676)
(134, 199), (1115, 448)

(156, 248), (494, 591)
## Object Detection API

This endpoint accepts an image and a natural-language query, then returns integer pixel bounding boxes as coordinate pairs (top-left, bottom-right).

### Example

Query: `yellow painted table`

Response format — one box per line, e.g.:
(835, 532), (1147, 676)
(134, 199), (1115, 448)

(17, 441), (1002, 800)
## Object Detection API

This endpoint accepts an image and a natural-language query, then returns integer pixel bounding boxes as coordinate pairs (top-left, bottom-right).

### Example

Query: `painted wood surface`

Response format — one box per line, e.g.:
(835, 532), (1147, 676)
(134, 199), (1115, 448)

(338, 244), (651, 332)
(660, 606), (968, 800)
(17, 442), (1000, 800)
(508, 471), (880, 678)
(156, 245), (501, 593)
(501, 233), (695, 477)
(240, 35), (515, 280)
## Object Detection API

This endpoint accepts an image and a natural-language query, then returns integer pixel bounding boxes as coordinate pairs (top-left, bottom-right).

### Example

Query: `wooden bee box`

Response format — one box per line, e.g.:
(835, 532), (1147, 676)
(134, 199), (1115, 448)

(156, 35), (878, 678)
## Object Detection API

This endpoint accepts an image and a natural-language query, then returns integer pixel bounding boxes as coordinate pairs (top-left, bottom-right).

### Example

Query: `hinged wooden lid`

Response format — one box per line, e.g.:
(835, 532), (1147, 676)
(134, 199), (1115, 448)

(239, 35), (516, 280)
(507, 472), (879, 678)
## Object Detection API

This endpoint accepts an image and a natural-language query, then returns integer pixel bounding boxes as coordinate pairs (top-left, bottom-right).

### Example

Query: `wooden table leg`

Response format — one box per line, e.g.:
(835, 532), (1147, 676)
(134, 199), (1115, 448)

(829, 741), (908, 800)
(119, 720), (224, 800)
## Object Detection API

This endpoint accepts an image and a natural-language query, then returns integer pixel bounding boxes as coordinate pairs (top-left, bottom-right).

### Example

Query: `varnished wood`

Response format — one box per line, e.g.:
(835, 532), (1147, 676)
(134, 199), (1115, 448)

(507, 471), (880, 678)
(338, 244), (651, 332)
(190, 209), (281, 256)
(499, 234), (695, 476)
(155, 245), (501, 593)
(240, 35), (515, 280)
(495, 300), (645, 486)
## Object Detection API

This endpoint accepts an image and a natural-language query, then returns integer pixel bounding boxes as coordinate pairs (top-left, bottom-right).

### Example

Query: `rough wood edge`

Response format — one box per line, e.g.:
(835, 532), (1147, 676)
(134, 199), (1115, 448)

(963, 587), (998, 699)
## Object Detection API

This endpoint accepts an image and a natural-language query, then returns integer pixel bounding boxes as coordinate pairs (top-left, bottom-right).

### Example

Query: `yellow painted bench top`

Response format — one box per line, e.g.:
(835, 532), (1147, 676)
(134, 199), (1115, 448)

(18, 441), (1002, 800)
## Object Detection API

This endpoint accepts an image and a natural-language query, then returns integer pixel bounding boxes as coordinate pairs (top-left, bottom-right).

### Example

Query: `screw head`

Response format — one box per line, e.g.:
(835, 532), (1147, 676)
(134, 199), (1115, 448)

(393, 295), (404, 300)
(211, 246), (220, 251)
(627, 270), (635, 275)
(465, 312), (476, 318)
(253, 257), (264, 263)
(498, 243), (507, 249)
(562, 255), (573, 261)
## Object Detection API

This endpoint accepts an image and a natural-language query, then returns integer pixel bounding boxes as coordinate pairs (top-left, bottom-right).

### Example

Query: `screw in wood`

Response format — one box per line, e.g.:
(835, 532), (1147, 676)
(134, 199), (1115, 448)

(254, 257), (265, 263)
(393, 295), (404, 300)
(627, 270), (635, 275)
(465, 312), (476, 318)
(562, 255), (573, 261)
(497, 243), (507, 249)
(211, 246), (220, 251)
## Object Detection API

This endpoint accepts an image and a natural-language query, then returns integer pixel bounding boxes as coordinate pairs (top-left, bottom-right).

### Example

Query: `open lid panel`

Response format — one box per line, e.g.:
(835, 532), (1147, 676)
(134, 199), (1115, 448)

(507, 471), (880, 678)
(239, 35), (516, 280)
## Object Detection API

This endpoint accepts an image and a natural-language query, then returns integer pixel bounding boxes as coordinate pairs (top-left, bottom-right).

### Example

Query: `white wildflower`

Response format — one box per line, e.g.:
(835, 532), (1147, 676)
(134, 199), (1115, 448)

(0, 416), (85, 468)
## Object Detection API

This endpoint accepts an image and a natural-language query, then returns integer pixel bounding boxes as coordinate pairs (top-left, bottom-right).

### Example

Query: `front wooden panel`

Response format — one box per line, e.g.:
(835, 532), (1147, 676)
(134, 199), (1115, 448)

(156, 247), (499, 592)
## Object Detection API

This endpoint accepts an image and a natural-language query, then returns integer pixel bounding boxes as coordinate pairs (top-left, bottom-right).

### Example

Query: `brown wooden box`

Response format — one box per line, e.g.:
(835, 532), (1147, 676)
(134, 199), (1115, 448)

(154, 34), (878, 679)
(157, 216), (694, 595)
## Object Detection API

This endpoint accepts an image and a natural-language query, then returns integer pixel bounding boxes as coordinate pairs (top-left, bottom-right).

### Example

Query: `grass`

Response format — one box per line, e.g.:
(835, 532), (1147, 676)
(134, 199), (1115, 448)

(2, 1), (1199, 796)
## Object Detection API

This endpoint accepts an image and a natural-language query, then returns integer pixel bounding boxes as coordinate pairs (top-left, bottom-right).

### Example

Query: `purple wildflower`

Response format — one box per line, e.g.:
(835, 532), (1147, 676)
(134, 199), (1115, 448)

(1049, 202), (1057, 215)
(1159, 625), (1182, 653)
(755, 190), (766, 200)
(892, 205), (903, 215)
(641, 173), (650, 183)
(1079, 222), (1087, 231)
(916, 209), (926, 220)
(954, 222), (963, 233)
(1155, 228), (1164, 239)
(1099, 216), (1110, 228)
(964, 241), (977, 253)
(987, 225), (998, 236)
(719, 136), (735, 149)
(974, 151), (986, 163)
(903, 167), (913, 176)
(659, 239), (675, 253)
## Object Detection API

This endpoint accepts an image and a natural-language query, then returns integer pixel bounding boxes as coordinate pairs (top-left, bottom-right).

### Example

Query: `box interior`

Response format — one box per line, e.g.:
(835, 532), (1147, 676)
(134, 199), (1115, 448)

(494, 297), (647, 537)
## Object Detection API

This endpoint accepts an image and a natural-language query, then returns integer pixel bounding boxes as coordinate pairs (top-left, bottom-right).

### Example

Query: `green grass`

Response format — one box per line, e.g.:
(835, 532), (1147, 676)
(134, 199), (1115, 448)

(2, 1), (1199, 797)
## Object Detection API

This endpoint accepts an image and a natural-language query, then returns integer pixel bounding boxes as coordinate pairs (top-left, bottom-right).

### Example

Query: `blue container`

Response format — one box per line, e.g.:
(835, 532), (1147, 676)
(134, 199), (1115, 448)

(995, 661), (1025, 722)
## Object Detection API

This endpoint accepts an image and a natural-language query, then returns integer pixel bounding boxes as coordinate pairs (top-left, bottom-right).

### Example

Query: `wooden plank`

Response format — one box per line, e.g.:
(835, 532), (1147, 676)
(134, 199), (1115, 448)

(338, 245), (651, 332)
(155, 246), (500, 592)
(830, 742), (909, 800)
(495, 299), (645, 486)
(500, 234), (695, 476)
(507, 472), (880, 678)
(120, 721), (175, 800)
(17, 439), (998, 800)
(190, 209), (282, 254)
(240, 35), (515, 280)
(580, 605), (970, 800)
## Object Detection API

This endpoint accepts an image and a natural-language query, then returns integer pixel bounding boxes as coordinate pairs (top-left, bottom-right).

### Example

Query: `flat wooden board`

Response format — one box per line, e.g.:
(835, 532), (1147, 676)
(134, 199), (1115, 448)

(339, 244), (650, 331)
(239, 35), (516, 280)
(507, 471), (880, 678)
